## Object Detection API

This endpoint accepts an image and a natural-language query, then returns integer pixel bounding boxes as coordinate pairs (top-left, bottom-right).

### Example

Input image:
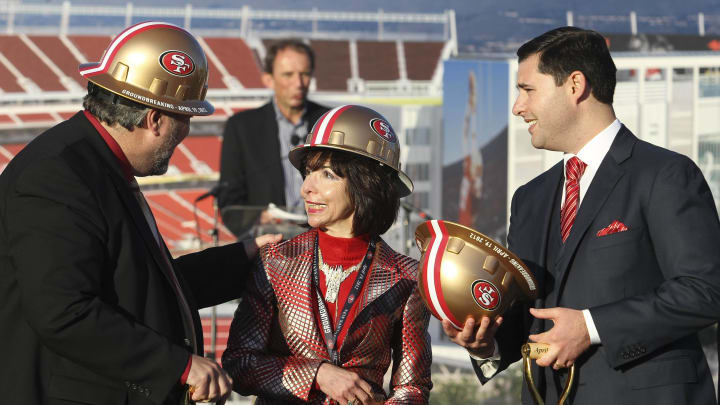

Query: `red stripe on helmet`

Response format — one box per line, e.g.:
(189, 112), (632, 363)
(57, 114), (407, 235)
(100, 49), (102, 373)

(309, 110), (331, 143)
(432, 220), (461, 328)
(79, 22), (185, 78)
(421, 222), (443, 321)
(311, 105), (351, 146)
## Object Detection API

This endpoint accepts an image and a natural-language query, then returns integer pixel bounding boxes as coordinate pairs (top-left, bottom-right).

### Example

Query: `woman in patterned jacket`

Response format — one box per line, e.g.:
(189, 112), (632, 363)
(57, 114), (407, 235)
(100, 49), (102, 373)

(222, 105), (432, 405)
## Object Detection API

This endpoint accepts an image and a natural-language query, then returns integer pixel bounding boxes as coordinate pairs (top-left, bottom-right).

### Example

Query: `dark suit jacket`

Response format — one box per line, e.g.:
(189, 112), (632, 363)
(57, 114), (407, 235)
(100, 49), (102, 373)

(476, 126), (720, 404)
(0, 112), (252, 405)
(218, 100), (329, 237)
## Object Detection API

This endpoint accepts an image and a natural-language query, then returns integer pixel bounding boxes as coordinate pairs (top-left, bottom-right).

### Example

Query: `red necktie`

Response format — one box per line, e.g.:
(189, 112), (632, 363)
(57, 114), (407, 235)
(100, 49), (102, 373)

(560, 157), (587, 243)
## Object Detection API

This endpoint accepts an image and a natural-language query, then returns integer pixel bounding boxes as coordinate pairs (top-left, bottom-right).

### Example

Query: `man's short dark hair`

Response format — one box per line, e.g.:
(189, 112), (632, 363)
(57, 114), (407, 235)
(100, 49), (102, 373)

(517, 26), (617, 104)
(264, 39), (315, 74)
(304, 149), (400, 237)
(83, 83), (149, 130)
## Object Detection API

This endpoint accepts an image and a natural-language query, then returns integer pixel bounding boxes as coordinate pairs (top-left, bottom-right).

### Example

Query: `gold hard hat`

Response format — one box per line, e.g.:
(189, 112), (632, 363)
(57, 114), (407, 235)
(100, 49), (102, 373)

(288, 105), (413, 197)
(79, 21), (213, 116)
(414, 220), (538, 329)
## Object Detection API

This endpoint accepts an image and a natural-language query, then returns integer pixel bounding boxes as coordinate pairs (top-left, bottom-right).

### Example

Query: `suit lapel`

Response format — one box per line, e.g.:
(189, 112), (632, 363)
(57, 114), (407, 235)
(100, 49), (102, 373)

(525, 163), (563, 333)
(111, 177), (180, 286)
(552, 127), (635, 304)
(533, 162), (564, 281)
(79, 113), (193, 309)
(263, 102), (285, 190)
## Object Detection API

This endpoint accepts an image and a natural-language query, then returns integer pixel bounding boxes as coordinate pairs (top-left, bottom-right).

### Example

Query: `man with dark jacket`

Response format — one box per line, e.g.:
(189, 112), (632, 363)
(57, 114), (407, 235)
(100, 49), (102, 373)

(219, 39), (329, 237)
(0, 22), (278, 404)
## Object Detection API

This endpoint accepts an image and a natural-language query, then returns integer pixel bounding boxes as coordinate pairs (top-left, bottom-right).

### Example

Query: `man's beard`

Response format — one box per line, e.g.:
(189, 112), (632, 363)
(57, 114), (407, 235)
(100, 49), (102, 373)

(148, 118), (183, 176)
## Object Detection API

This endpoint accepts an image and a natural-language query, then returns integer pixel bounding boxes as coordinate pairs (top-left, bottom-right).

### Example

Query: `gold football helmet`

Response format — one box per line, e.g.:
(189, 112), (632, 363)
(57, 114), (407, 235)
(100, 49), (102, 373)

(79, 21), (213, 116)
(288, 104), (413, 196)
(414, 220), (538, 329)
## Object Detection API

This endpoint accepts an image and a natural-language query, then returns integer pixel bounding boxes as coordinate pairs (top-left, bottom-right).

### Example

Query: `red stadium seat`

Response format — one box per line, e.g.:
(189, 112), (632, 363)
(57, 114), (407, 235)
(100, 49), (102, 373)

(203, 37), (264, 88)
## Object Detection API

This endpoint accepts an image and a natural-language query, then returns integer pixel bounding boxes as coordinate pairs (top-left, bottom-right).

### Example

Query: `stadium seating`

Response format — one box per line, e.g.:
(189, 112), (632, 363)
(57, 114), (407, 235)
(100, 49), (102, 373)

(310, 39), (352, 91)
(404, 41), (444, 80)
(0, 34), (67, 91)
(204, 37), (264, 88)
(144, 189), (236, 250)
(67, 35), (112, 62)
(0, 57), (25, 93)
(201, 316), (233, 363)
(29, 35), (86, 88)
(0, 32), (444, 96)
(1, 31), (446, 252)
(356, 40), (399, 81)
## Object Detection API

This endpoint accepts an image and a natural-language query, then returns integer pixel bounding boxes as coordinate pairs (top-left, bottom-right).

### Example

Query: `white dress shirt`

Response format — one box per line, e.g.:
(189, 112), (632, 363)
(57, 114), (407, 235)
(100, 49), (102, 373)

(563, 119), (621, 345)
(273, 98), (307, 212)
(473, 119), (622, 375)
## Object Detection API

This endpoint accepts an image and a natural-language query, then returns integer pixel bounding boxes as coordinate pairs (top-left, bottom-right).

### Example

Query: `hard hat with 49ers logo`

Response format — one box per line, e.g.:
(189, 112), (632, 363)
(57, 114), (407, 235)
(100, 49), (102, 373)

(288, 104), (413, 196)
(79, 21), (213, 116)
(414, 220), (538, 329)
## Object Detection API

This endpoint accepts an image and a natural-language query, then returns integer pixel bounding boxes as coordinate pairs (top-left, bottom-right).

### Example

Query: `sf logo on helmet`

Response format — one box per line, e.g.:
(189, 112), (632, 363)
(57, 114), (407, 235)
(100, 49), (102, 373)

(370, 118), (397, 143)
(159, 50), (195, 77)
(471, 280), (500, 311)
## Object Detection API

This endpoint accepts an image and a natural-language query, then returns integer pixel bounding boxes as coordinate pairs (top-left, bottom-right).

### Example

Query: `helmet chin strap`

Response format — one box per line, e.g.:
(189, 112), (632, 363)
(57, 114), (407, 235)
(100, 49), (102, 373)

(87, 82), (147, 110)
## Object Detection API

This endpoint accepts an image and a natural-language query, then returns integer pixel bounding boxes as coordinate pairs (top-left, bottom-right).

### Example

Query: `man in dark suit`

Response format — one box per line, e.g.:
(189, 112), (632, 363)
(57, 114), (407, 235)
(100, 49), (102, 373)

(218, 39), (329, 237)
(443, 27), (720, 404)
(0, 22), (278, 404)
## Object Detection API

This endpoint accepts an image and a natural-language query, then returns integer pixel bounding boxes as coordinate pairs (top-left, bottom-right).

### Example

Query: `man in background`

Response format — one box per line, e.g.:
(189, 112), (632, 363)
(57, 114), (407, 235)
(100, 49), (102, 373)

(219, 39), (329, 237)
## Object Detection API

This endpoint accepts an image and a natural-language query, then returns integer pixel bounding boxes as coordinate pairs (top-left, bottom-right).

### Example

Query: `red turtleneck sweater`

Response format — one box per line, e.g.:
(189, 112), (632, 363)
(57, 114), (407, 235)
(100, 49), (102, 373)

(316, 230), (372, 350)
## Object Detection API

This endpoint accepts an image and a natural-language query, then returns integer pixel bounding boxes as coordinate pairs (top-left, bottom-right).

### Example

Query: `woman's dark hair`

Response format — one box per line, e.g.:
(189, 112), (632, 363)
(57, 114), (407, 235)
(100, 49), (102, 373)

(304, 148), (400, 237)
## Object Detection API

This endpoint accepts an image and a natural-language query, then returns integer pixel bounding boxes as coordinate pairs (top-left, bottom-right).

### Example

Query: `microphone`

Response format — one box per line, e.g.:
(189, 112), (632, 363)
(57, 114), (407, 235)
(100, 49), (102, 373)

(290, 134), (302, 146)
(195, 182), (227, 202)
(400, 201), (434, 220)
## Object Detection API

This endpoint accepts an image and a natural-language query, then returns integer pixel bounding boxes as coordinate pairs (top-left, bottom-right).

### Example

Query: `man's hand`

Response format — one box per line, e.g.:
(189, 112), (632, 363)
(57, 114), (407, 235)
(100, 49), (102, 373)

(529, 307), (590, 370)
(259, 210), (281, 225)
(442, 316), (502, 358)
(316, 363), (380, 405)
(186, 355), (233, 403)
(242, 233), (282, 259)
(254, 233), (282, 248)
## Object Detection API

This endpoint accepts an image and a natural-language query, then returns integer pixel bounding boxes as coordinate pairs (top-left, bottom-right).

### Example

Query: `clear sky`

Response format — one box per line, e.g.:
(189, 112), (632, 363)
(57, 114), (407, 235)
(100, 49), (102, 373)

(20, 0), (720, 52)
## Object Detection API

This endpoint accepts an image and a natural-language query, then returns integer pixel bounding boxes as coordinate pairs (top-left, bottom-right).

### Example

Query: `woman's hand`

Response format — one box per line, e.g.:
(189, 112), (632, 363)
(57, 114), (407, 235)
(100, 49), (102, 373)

(254, 233), (283, 248)
(316, 363), (378, 405)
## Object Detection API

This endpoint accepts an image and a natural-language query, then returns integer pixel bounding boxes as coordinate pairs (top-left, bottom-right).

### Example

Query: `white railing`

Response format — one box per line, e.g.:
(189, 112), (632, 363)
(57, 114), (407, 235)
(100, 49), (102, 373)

(0, 1), (456, 47)
(360, 80), (441, 97)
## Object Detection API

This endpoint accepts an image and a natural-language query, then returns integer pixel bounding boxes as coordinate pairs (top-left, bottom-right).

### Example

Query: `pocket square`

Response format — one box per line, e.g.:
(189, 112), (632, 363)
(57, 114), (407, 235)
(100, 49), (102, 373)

(596, 220), (628, 237)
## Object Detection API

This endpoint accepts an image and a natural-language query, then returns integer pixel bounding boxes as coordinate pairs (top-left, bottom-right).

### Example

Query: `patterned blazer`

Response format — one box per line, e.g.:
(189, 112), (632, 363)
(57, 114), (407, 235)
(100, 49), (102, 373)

(222, 229), (432, 404)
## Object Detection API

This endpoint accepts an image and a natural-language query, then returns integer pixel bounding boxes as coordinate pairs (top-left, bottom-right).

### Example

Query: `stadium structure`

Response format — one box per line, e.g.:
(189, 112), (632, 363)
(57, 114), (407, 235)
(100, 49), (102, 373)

(0, 2), (454, 250)
(0, 3), (463, 402)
